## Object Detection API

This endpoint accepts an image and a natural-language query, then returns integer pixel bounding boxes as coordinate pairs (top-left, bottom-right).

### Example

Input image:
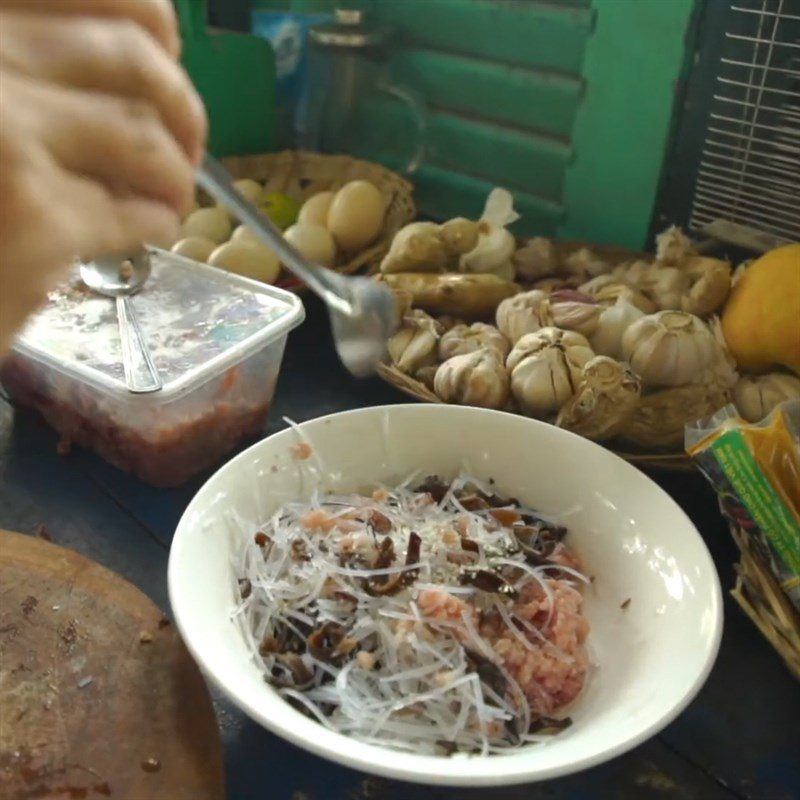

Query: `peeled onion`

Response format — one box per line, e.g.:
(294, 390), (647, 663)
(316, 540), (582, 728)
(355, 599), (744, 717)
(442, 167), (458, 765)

(284, 223), (336, 267)
(298, 191), (335, 227)
(327, 180), (385, 252)
(171, 236), (217, 262)
(208, 240), (280, 284)
(181, 207), (231, 244)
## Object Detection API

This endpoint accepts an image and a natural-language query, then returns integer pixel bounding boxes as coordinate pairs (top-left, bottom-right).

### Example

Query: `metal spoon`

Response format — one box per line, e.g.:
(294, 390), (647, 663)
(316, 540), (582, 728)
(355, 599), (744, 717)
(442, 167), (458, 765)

(197, 154), (397, 378)
(79, 251), (162, 393)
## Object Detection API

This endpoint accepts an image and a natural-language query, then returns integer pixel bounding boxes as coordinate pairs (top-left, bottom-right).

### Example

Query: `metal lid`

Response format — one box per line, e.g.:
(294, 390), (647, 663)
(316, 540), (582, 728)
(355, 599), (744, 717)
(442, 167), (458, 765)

(310, 8), (389, 49)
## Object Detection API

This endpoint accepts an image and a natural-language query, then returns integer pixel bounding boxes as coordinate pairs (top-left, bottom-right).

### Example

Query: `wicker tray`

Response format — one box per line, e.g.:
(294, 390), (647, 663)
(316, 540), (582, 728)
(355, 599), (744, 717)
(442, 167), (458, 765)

(219, 151), (415, 289)
(728, 518), (800, 679)
(377, 238), (696, 471)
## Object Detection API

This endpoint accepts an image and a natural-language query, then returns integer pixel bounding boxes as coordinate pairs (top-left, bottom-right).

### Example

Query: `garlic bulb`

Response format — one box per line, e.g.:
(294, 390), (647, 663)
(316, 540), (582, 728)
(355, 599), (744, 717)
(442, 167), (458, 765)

(621, 311), (719, 387)
(733, 373), (800, 422)
(512, 237), (558, 281)
(547, 291), (603, 337)
(557, 356), (641, 440)
(622, 334), (737, 446)
(496, 290), (552, 343)
(434, 348), (509, 409)
(579, 273), (617, 296)
(681, 256), (731, 316)
(590, 296), (644, 359)
(388, 310), (442, 375)
(564, 248), (609, 279)
(611, 260), (690, 310)
(592, 283), (657, 314)
(580, 274), (656, 313)
(534, 276), (582, 293)
(655, 225), (693, 265)
(459, 188), (519, 275)
(439, 323), (510, 361)
(507, 327), (595, 416)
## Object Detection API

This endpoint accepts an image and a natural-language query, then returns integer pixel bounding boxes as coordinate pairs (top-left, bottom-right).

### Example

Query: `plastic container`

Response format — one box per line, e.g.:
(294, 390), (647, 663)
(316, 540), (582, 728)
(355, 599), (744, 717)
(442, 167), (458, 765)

(0, 249), (304, 487)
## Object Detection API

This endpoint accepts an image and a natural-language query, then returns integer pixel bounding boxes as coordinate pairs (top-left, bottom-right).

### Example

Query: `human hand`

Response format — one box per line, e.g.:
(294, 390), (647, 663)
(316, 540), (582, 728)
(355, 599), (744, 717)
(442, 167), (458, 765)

(0, 0), (183, 57)
(0, 4), (206, 351)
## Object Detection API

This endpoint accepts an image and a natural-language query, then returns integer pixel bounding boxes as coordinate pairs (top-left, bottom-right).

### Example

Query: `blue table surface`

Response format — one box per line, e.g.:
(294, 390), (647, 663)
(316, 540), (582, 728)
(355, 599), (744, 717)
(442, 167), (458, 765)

(1, 296), (798, 800)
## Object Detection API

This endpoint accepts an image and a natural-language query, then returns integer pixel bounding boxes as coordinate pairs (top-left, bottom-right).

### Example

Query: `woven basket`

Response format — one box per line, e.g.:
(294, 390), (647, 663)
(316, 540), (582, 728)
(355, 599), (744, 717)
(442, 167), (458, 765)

(377, 362), (694, 471)
(218, 151), (414, 288)
(377, 238), (696, 471)
(728, 517), (800, 679)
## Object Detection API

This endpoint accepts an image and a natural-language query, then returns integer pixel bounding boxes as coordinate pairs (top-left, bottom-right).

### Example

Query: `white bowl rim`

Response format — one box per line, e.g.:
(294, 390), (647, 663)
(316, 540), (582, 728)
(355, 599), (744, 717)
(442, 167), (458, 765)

(168, 404), (723, 786)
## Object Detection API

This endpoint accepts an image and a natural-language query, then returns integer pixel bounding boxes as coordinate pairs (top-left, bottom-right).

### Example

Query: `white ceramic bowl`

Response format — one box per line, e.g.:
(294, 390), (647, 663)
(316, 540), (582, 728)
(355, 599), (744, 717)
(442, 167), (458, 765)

(169, 405), (722, 786)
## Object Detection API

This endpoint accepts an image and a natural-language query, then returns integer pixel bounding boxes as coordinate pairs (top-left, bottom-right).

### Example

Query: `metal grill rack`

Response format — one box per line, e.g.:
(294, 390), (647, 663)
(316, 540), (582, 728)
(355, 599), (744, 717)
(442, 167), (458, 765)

(688, 0), (800, 245)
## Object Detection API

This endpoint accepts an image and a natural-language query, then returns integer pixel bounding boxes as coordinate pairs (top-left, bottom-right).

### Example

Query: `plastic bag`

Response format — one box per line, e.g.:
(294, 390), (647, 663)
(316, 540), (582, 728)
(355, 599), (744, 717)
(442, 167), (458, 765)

(686, 400), (800, 611)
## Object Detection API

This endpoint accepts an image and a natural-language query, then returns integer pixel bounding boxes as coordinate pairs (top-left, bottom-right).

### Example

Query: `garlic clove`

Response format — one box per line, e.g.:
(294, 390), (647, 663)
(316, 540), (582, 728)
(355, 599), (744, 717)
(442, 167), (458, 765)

(590, 296), (644, 359)
(459, 227), (516, 274)
(459, 188), (519, 274)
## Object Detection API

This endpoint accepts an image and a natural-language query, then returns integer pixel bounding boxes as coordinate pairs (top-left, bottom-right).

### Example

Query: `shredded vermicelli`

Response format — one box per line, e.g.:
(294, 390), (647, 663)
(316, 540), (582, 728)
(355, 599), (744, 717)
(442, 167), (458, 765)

(235, 473), (589, 755)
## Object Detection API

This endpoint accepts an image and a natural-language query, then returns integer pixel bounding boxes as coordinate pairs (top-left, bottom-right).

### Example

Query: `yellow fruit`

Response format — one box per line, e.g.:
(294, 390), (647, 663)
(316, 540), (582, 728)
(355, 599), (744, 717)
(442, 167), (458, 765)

(721, 243), (800, 374)
(261, 193), (301, 230)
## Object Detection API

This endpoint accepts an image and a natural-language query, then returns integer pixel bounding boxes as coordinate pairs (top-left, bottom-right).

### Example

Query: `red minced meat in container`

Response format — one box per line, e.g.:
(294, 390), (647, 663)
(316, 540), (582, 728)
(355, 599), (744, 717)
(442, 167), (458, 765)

(0, 249), (304, 486)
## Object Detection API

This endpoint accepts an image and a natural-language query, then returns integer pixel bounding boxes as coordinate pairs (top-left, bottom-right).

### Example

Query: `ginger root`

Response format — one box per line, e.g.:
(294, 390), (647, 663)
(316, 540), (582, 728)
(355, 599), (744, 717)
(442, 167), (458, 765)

(380, 219), (483, 274)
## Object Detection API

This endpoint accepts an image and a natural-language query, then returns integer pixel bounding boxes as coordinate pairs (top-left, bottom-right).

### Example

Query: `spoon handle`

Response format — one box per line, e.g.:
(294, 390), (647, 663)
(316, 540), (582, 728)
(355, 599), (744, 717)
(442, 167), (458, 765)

(196, 154), (354, 316)
(116, 295), (162, 393)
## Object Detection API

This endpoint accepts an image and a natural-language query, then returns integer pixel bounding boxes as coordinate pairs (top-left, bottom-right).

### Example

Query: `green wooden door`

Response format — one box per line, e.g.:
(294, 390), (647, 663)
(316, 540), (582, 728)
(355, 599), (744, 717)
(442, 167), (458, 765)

(253, 0), (698, 249)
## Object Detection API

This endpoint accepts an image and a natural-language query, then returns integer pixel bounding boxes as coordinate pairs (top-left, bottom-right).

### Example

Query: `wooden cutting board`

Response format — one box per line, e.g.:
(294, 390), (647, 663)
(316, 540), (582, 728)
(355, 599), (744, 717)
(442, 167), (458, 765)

(0, 530), (224, 800)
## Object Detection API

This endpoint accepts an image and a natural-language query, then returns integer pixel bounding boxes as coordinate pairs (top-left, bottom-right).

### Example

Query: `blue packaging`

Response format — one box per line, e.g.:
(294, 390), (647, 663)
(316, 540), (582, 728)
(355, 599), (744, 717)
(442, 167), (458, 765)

(251, 11), (328, 148)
